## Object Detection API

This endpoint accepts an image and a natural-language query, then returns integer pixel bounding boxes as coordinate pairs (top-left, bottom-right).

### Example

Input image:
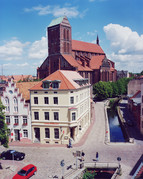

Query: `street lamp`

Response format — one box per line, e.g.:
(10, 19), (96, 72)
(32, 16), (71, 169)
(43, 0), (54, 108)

(117, 157), (122, 175)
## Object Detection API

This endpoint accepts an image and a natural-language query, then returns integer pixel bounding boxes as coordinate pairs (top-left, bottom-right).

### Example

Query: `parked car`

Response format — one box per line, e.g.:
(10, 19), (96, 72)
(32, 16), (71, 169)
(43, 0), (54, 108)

(127, 120), (134, 127)
(12, 164), (37, 179)
(1, 150), (25, 161)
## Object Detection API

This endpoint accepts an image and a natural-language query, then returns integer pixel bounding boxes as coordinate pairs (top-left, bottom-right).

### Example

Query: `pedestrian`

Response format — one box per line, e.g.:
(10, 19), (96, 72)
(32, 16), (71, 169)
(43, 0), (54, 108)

(81, 150), (85, 161)
(96, 152), (99, 161)
(68, 138), (72, 148)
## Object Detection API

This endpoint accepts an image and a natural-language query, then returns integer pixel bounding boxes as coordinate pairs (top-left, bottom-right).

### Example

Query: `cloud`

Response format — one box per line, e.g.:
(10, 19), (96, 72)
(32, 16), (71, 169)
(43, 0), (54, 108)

(104, 24), (143, 54)
(24, 5), (87, 18)
(28, 36), (48, 59)
(104, 24), (143, 72)
(1, 37), (48, 75)
(0, 39), (29, 61)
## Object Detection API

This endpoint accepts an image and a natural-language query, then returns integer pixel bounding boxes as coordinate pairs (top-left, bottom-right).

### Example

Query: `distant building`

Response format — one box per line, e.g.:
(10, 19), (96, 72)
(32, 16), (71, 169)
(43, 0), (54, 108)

(128, 78), (143, 135)
(0, 75), (36, 83)
(37, 16), (117, 84)
(117, 70), (130, 80)
(0, 78), (39, 142)
(30, 70), (91, 145)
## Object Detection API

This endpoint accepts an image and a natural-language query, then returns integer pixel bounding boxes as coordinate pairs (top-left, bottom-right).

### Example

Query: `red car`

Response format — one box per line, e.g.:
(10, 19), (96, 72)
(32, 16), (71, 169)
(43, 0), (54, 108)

(12, 164), (37, 179)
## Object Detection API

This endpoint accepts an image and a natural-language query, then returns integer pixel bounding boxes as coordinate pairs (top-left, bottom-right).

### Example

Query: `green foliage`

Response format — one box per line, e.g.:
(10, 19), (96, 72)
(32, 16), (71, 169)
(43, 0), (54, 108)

(83, 170), (97, 179)
(93, 77), (133, 101)
(0, 99), (9, 148)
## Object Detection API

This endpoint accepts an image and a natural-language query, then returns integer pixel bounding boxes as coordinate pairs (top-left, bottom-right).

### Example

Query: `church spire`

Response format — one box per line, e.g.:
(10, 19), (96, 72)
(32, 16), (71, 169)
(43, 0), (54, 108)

(96, 34), (99, 45)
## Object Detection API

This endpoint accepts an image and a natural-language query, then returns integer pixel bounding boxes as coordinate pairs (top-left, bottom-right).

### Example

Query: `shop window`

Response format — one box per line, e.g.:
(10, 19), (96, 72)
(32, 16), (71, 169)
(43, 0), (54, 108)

(54, 128), (59, 139)
(45, 128), (50, 138)
(23, 130), (28, 137)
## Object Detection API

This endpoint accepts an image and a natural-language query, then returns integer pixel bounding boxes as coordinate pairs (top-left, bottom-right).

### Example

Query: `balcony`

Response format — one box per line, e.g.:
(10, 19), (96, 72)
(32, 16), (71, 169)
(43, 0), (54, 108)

(6, 122), (10, 125)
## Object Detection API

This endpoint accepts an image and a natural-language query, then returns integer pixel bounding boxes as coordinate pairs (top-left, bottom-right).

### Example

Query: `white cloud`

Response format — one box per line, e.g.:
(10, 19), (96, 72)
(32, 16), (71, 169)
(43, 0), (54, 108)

(24, 5), (87, 18)
(104, 24), (143, 72)
(28, 36), (48, 59)
(0, 39), (29, 61)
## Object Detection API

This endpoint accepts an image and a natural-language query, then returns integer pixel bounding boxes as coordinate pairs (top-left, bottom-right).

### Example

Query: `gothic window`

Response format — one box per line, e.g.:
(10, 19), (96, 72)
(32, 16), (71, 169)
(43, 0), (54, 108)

(67, 43), (69, 53)
(64, 29), (66, 40)
(64, 42), (66, 53)
(67, 30), (69, 40)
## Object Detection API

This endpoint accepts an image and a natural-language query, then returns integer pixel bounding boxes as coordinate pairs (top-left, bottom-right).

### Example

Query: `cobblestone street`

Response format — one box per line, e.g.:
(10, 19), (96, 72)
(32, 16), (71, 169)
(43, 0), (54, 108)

(0, 100), (143, 179)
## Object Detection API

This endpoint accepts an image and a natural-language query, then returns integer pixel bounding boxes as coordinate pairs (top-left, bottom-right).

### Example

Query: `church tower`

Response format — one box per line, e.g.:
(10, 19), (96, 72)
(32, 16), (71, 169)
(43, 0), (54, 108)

(48, 16), (72, 56)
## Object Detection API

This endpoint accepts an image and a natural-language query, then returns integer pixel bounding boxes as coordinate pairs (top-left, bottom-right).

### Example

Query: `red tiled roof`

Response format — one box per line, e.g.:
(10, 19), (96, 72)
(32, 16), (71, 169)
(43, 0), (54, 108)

(72, 40), (105, 54)
(30, 70), (87, 90)
(9, 75), (34, 82)
(16, 81), (40, 101)
(62, 54), (92, 72)
(90, 55), (105, 69)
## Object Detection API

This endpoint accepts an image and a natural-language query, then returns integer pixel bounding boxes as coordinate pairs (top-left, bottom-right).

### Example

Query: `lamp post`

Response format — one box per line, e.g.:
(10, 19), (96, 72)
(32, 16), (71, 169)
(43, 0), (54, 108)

(117, 157), (122, 175)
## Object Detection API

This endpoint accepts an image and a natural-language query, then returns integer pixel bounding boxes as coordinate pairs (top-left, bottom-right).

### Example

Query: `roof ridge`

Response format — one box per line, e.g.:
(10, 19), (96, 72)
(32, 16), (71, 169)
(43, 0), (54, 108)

(59, 71), (75, 89)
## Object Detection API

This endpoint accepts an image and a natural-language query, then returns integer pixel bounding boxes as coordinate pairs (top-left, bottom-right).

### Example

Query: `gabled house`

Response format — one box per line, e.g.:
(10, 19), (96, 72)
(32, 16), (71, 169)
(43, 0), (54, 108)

(30, 70), (91, 145)
(0, 78), (39, 142)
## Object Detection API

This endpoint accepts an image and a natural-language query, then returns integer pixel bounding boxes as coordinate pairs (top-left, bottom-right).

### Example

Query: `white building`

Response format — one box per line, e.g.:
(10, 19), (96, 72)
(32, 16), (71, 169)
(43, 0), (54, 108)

(1, 78), (38, 142)
(30, 70), (91, 145)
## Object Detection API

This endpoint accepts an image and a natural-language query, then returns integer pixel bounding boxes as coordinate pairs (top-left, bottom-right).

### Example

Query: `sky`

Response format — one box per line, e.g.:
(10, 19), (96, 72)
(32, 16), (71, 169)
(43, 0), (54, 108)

(0, 0), (143, 76)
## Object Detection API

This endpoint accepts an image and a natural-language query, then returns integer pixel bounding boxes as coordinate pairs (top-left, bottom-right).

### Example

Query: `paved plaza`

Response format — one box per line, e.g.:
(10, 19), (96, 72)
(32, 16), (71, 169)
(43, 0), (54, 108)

(0, 100), (143, 179)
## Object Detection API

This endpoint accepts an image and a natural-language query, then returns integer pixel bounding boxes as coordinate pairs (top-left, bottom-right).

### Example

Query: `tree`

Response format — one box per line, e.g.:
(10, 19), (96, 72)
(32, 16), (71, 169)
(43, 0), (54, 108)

(93, 81), (112, 100)
(0, 99), (9, 148)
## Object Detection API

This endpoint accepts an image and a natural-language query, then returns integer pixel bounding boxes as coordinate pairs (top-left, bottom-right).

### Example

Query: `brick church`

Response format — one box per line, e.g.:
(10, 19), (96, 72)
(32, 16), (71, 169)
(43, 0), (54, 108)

(37, 16), (117, 84)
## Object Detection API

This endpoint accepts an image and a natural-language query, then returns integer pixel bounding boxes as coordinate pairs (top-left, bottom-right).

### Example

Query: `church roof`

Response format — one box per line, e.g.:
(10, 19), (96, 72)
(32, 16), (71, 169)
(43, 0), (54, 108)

(62, 54), (92, 72)
(72, 40), (104, 54)
(30, 70), (89, 90)
(90, 55), (105, 69)
(48, 16), (66, 27)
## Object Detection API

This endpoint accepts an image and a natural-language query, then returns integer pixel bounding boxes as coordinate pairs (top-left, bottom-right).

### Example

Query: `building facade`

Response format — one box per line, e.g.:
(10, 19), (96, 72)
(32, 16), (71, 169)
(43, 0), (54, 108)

(30, 70), (91, 145)
(0, 79), (39, 142)
(128, 77), (143, 135)
(0, 79), (31, 142)
(37, 16), (117, 84)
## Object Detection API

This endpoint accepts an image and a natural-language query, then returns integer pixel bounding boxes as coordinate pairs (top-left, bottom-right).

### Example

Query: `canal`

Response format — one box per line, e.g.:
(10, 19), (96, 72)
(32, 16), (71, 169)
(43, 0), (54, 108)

(107, 108), (125, 142)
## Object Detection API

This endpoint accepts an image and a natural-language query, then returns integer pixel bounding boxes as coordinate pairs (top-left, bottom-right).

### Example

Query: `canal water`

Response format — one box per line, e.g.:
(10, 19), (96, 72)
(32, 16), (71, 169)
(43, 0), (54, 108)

(107, 108), (125, 142)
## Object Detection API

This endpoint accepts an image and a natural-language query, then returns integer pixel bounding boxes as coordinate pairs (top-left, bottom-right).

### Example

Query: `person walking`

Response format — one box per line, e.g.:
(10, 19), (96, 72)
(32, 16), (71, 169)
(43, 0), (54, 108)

(81, 150), (85, 161)
(96, 152), (99, 161)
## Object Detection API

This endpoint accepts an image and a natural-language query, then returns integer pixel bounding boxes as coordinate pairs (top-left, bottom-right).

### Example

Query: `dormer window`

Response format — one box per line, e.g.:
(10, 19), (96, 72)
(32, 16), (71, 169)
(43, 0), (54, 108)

(42, 80), (51, 89)
(52, 80), (61, 89)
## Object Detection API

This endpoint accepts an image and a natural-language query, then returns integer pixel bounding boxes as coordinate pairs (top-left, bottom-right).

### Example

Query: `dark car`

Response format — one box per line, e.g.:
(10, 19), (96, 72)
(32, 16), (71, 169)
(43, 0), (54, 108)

(1, 150), (25, 161)
(127, 120), (134, 127)
(12, 164), (37, 179)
